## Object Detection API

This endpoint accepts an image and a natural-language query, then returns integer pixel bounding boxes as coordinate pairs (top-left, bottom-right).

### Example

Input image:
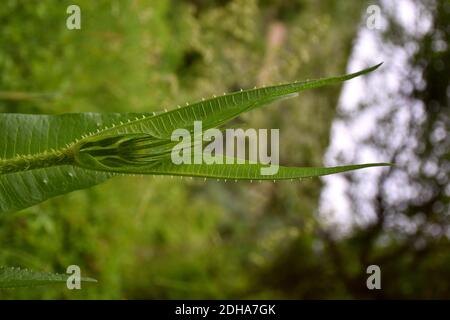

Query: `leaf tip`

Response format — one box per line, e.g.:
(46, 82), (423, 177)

(372, 61), (384, 70)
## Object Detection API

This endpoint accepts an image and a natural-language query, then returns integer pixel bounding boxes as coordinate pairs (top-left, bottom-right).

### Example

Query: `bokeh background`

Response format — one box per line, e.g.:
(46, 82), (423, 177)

(0, 0), (448, 299)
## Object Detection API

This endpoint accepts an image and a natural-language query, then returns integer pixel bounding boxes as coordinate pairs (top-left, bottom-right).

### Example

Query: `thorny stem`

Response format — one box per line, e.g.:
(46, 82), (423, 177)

(0, 148), (74, 174)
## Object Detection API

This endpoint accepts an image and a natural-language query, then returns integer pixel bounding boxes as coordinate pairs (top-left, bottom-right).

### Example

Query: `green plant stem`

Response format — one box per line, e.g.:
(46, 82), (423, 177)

(0, 149), (73, 174)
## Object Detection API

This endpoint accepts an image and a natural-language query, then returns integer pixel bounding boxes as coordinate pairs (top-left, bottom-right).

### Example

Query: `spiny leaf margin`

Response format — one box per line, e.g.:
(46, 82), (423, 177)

(0, 266), (97, 289)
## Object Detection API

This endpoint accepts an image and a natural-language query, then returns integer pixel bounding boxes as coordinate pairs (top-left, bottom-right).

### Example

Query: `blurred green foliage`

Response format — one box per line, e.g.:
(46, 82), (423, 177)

(0, 0), (373, 299)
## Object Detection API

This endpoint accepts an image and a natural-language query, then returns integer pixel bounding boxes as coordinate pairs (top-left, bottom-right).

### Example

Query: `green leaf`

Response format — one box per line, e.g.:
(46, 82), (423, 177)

(0, 64), (388, 214)
(76, 63), (383, 140)
(142, 161), (391, 181)
(0, 113), (150, 214)
(0, 266), (97, 289)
